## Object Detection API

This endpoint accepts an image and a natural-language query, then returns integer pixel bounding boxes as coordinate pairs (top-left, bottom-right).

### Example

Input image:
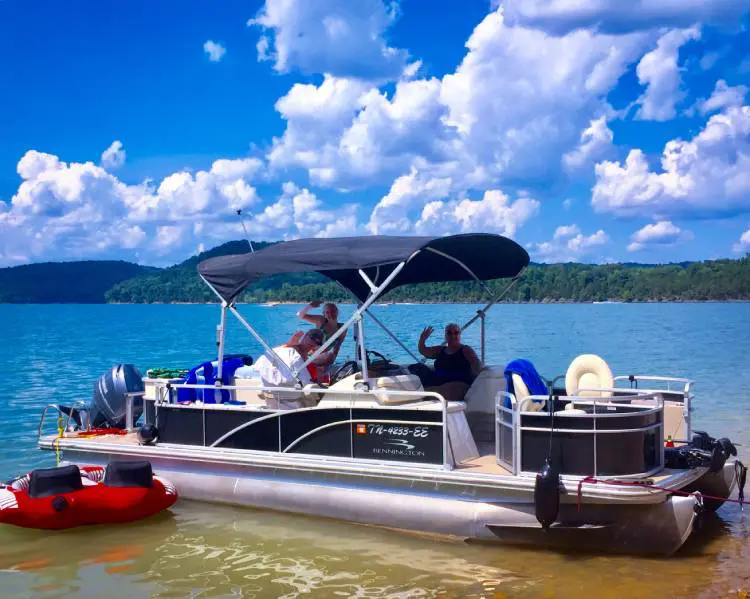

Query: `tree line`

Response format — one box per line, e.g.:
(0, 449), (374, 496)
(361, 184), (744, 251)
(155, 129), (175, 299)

(3, 239), (748, 304)
(105, 254), (750, 304)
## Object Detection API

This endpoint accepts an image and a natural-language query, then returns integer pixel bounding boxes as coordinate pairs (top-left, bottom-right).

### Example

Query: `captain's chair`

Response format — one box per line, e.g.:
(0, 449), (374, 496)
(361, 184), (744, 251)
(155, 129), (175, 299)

(565, 354), (614, 398)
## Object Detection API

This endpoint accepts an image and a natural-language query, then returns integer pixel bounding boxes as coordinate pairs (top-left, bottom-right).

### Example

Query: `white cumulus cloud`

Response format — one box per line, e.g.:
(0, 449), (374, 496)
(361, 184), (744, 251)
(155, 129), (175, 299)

(696, 79), (748, 115)
(204, 40), (226, 62)
(503, 0), (750, 35)
(0, 149), (265, 265)
(627, 220), (693, 251)
(101, 140), (126, 170)
(270, 76), (454, 188)
(635, 28), (700, 122)
(563, 116), (614, 171)
(534, 224), (609, 262)
(414, 190), (540, 237)
(270, 5), (654, 203)
(248, 0), (411, 80)
(733, 228), (750, 253)
(592, 104), (750, 218)
(241, 182), (361, 240)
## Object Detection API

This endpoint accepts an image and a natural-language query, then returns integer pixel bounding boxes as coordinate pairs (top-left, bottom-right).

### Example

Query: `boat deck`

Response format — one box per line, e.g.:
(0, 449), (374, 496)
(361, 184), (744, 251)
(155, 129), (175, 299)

(63, 432), (140, 445)
(456, 454), (512, 475)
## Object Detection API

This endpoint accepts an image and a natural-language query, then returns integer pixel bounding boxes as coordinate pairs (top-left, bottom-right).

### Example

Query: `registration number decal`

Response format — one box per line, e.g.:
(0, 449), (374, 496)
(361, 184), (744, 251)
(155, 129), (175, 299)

(364, 424), (430, 438)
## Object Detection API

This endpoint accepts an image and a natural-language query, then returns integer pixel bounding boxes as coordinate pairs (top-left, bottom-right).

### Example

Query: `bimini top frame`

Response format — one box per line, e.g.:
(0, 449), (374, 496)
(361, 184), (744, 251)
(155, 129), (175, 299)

(197, 234), (530, 388)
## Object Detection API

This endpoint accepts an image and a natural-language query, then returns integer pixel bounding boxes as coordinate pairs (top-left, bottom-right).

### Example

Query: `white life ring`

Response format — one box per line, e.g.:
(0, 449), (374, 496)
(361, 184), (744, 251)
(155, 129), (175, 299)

(565, 354), (613, 398)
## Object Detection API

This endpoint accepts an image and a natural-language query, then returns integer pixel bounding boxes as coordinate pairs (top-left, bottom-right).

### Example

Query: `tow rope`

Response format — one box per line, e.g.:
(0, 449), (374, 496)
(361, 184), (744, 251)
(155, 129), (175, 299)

(54, 412), (64, 466)
(576, 461), (747, 512)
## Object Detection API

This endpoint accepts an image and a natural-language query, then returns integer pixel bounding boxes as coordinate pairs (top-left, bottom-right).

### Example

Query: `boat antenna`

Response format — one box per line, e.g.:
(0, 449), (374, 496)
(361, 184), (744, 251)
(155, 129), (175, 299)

(236, 209), (254, 253)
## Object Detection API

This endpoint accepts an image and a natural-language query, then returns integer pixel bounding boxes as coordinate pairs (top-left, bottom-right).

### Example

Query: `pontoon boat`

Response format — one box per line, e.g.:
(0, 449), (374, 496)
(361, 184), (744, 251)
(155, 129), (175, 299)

(37, 234), (746, 555)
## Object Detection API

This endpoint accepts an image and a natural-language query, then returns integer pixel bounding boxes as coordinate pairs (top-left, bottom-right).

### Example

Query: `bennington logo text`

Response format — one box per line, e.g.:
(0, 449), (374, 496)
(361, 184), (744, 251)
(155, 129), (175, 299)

(372, 438), (425, 457)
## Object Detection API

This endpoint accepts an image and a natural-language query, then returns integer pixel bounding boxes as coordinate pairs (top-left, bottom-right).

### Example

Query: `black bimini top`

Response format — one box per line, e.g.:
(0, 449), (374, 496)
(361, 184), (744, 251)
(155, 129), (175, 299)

(198, 234), (530, 303)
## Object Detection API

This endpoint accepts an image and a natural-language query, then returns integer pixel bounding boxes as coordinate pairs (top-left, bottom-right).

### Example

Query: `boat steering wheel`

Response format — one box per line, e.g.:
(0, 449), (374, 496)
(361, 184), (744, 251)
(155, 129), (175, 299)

(365, 349), (394, 370)
(329, 350), (398, 384)
(330, 360), (360, 384)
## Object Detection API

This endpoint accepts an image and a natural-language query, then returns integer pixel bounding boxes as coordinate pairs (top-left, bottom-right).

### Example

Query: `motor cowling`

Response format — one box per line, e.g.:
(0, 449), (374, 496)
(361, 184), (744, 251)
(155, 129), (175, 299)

(90, 364), (144, 429)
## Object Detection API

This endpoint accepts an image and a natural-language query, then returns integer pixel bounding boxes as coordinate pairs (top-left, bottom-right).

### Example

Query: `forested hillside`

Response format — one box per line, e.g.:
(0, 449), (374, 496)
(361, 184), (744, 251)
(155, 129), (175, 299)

(0, 261), (157, 303)
(105, 240), (750, 304)
(3, 240), (749, 304)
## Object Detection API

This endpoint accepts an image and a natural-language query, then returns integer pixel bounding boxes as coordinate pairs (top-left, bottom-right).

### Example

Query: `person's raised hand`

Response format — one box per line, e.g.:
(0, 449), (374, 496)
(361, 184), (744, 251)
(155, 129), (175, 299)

(419, 326), (433, 344)
(309, 300), (322, 308)
(287, 330), (304, 346)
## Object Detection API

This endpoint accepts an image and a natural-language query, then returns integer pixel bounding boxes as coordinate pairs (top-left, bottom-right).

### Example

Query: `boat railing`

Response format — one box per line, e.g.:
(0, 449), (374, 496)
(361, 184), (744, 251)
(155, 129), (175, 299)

(613, 374), (693, 398)
(38, 401), (91, 443)
(613, 375), (693, 442)
(145, 381), (454, 471)
(495, 388), (664, 478)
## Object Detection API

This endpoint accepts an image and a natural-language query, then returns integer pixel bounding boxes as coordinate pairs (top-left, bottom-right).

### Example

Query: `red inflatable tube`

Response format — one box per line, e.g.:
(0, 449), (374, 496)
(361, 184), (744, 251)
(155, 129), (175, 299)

(0, 466), (178, 530)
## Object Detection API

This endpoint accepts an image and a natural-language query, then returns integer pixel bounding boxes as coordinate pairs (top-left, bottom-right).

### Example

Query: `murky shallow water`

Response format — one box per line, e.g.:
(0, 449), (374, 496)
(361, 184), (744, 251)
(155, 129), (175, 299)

(0, 304), (748, 598)
(1, 500), (748, 599)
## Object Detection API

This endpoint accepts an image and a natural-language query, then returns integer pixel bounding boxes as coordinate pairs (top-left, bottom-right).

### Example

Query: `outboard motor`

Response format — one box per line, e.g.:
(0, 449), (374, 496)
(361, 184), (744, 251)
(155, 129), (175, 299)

(534, 458), (560, 530)
(90, 364), (144, 429)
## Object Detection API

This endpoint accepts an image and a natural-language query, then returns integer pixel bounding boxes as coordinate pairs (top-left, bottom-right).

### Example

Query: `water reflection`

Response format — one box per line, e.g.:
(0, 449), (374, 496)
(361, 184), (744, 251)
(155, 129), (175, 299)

(1, 498), (746, 599)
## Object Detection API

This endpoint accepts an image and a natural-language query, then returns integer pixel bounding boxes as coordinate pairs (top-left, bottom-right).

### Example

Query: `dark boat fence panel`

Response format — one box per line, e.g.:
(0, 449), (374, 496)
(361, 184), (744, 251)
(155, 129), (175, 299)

(144, 382), (452, 470)
(496, 389), (666, 478)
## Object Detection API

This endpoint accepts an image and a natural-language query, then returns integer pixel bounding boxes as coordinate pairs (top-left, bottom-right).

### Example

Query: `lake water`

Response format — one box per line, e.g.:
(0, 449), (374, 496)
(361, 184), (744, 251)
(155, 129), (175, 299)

(0, 303), (748, 598)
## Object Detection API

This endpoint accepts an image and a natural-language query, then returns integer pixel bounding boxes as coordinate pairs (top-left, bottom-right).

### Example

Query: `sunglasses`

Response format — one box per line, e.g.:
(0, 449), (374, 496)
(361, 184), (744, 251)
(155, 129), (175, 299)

(446, 330), (461, 336)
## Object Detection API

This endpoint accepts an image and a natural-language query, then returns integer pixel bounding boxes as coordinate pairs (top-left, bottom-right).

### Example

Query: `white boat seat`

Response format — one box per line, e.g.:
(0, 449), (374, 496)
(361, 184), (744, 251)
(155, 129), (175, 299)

(565, 354), (614, 398)
(232, 377), (267, 405)
(373, 374), (425, 405)
(327, 373), (425, 405)
(513, 374), (545, 412)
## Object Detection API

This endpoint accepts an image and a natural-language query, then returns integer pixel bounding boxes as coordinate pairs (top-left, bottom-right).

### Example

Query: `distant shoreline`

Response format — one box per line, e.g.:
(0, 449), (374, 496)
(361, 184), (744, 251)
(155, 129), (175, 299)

(5, 299), (750, 306)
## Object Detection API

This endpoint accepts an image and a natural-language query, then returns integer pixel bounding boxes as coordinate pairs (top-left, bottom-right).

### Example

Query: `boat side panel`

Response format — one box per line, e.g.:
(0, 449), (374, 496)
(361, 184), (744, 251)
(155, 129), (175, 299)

(155, 405), (445, 465)
(157, 408), (204, 445)
(522, 428), (661, 476)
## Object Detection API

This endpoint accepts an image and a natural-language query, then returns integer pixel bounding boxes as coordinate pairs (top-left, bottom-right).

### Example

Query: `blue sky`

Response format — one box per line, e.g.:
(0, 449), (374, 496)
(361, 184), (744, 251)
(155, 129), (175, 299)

(2, 0), (750, 267)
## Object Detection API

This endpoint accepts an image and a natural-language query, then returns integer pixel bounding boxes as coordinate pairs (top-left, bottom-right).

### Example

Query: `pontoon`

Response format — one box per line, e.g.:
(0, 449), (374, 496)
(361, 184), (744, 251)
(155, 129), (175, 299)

(37, 234), (746, 555)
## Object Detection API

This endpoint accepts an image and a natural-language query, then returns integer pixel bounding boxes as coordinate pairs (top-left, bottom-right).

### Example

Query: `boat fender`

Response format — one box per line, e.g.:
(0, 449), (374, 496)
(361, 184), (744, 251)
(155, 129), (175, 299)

(534, 459), (560, 530)
(137, 424), (159, 445)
